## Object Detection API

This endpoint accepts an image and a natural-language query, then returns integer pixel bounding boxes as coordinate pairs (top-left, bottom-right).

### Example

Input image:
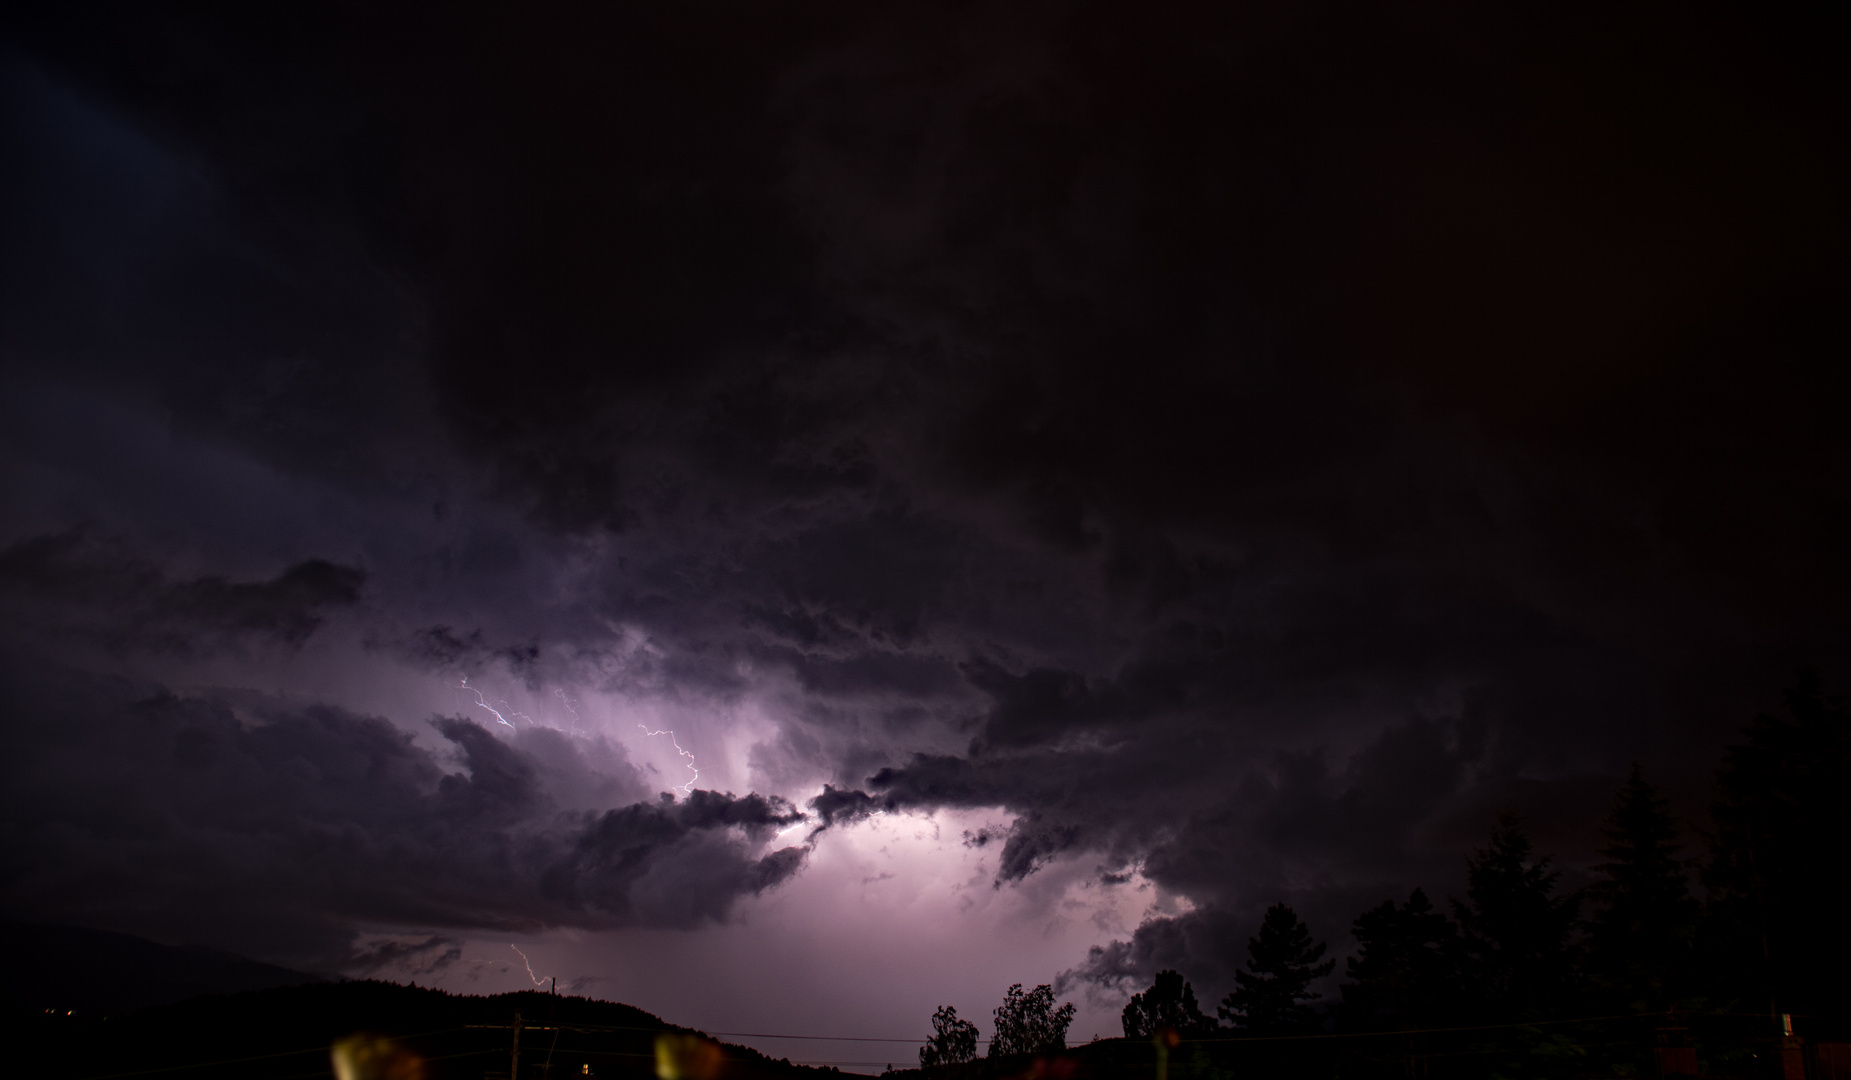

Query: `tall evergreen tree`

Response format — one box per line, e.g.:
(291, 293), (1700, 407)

(1340, 887), (1460, 1029)
(1703, 671), (1851, 1019)
(1584, 764), (1697, 1012)
(1453, 813), (1579, 1018)
(1219, 903), (1334, 1036)
(1123, 970), (1213, 1038)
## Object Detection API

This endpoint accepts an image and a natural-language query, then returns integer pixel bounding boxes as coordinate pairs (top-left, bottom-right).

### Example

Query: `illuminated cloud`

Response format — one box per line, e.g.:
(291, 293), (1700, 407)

(0, 0), (1843, 1047)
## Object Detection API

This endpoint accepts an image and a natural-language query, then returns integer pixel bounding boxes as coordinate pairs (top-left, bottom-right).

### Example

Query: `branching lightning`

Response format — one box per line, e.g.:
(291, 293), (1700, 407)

(554, 688), (581, 732)
(639, 725), (699, 795)
(459, 677), (516, 728)
(460, 677), (536, 728)
(461, 681), (702, 798)
(510, 944), (550, 987)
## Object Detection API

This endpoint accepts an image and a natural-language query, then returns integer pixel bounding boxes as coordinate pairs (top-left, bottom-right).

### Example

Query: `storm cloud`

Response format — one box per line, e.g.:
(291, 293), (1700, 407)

(0, 659), (805, 967)
(1, 0), (1845, 1030)
(0, 530), (363, 654)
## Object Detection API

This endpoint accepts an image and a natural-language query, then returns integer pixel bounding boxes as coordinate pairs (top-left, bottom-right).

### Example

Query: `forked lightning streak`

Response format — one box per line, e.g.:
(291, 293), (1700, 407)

(460, 677), (517, 728)
(510, 945), (550, 987)
(639, 726), (699, 795)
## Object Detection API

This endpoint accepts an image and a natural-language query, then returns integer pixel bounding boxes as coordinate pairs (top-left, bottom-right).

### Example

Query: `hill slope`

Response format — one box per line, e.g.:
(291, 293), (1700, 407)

(13, 978), (855, 1080)
(0, 921), (323, 1014)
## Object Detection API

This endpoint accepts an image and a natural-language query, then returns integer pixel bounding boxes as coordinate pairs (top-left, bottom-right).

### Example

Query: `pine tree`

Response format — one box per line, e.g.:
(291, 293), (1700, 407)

(1453, 813), (1579, 1018)
(1122, 970), (1213, 1038)
(1584, 764), (1697, 1012)
(1218, 903), (1335, 1035)
(1340, 887), (1460, 1029)
(1703, 671), (1851, 1019)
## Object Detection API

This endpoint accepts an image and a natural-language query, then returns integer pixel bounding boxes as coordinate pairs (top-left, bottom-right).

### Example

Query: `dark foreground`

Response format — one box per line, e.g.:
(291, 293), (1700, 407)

(885, 1011), (1851, 1080)
(10, 981), (1851, 1080)
(9, 979), (850, 1080)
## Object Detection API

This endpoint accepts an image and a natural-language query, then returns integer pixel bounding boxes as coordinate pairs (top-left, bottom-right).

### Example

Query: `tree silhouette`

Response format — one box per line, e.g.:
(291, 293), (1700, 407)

(1218, 903), (1334, 1035)
(1453, 812), (1579, 1017)
(988, 984), (1075, 1058)
(1584, 764), (1697, 1012)
(1122, 969), (1213, 1038)
(1340, 887), (1460, 1029)
(919, 1005), (979, 1067)
(1703, 671), (1851, 1019)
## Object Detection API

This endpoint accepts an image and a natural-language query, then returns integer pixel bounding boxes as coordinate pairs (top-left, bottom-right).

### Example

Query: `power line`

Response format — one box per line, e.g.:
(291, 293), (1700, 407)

(261, 1047), (502, 1080)
(708, 1010), (1673, 1047)
(469, 1023), (964, 1044)
(536, 1008), (1683, 1046)
(1181, 1011), (1667, 1043)
(713, 1032), (989, 1044)
(66, 1026), (476, 1080)
(67, 1047), (326, 1080)
(61, 1007), (1686, 1080)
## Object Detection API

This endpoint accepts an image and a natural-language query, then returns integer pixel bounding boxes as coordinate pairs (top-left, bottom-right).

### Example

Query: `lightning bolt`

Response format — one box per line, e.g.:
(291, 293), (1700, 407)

(554, 688), (581, 732)
(459, 677), (516, 728)
(510, 944), (550, 987)
(459, 678), (538, 728)
(639, 725), (699, 795)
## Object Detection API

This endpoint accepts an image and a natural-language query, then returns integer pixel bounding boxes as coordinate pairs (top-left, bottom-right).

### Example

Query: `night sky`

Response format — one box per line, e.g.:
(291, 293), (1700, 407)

(0, 1), (1845, 1065)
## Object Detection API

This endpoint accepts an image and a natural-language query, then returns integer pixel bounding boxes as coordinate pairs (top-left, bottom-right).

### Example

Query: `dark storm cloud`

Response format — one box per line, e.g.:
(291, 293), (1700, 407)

(0, 45), (417, 497)
(1, 0), (1845, 1000)
(0, 660), (806, 967)
(0, 530), (363, 653)
(852, 714), (1482, 893)
(346, 934), (464, 977)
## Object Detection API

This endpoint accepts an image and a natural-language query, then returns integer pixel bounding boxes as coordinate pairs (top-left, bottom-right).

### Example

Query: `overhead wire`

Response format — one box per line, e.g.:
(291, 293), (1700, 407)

(1180, 1010), (1667, 1042)
(260, 1047), (502, 1080)
(64, 1026), (478, 1080)
(60, 1007), (1697, 1079)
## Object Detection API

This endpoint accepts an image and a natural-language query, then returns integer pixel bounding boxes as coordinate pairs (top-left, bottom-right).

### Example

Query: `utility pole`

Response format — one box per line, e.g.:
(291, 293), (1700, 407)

(512, 1009), (523, 1080)
(466, 1015), (639, 1077)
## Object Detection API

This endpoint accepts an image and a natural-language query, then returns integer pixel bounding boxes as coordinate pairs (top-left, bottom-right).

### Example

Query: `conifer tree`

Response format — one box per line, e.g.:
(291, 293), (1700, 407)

(1340, 887), (1460, 1029)
(1703, 671), (1851, 1019)
(1122, 969), (1213, 1038)
(1218, 903), (1334, 1035)
(1453, 813), (1579, 1018)
(1584, 764), (1696, 1012)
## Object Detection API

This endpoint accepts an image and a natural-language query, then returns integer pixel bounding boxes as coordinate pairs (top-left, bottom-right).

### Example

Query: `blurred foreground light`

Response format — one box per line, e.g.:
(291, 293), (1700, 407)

(332, 1033), (425, 1080)
(1020, 1056), (1079, 1080)
(656, 1033), (725, 1080)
